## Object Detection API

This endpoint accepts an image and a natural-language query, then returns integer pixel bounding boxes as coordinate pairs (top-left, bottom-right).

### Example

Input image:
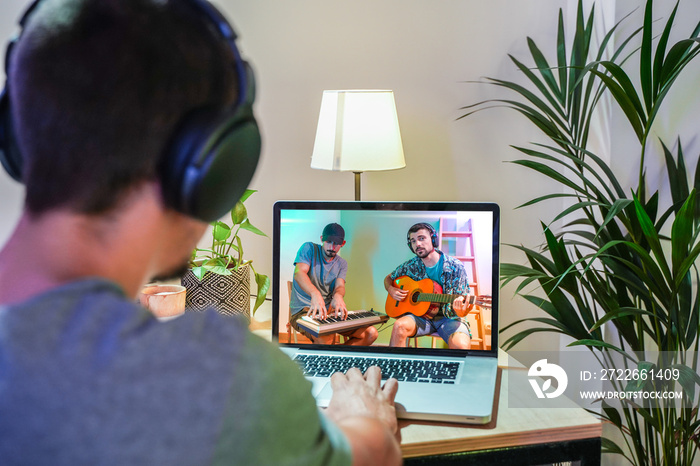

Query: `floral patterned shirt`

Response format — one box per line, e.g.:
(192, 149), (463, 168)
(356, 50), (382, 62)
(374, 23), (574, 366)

(389, 250), (470, 320)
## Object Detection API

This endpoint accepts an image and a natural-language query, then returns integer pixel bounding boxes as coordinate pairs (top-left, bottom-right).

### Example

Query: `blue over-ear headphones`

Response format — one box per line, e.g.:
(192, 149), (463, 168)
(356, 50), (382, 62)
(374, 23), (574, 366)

(0, 0), (261, 223)
(406, 222), (439, 253)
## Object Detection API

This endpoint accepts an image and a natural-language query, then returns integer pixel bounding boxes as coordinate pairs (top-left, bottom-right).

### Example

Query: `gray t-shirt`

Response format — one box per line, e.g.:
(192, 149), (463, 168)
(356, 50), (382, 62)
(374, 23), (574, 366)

(0, 278), (351, 465)
(290, 242), (348, 316)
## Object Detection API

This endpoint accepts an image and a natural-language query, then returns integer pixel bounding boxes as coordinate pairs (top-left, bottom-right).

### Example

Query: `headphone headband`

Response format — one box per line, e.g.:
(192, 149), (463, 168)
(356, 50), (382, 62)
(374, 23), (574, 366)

(188, 0), (247, 108)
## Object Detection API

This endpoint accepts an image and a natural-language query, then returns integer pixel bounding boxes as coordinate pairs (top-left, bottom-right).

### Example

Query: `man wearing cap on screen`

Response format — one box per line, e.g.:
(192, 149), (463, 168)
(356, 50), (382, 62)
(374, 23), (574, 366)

(290, 223), (378, 345)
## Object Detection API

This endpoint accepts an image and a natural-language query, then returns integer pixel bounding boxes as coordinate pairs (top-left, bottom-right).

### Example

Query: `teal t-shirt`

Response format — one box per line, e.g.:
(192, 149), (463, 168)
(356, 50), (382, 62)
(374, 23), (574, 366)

(425, 254), (444, 287)
(0, 278), (352, 465)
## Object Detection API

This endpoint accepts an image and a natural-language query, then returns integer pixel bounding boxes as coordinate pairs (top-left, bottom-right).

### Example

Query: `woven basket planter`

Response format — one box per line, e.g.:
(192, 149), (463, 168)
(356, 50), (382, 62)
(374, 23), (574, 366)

(181, 264), (251, 321)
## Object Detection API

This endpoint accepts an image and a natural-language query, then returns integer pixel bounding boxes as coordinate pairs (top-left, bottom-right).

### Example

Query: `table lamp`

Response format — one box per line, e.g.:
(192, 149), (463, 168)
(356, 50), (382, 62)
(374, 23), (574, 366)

(310, 90), (406, 201)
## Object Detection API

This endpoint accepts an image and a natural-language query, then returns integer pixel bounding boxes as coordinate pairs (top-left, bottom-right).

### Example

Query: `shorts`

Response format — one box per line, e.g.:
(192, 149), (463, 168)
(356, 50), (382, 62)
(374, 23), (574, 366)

(409, 315), (471, 343)
(289, 309), (317, 341)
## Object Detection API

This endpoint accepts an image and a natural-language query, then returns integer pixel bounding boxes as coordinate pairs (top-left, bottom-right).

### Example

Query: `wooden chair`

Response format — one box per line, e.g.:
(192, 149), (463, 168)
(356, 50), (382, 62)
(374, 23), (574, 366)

(286, 281), (299, 343)
(467, 296), (492, 350)
(468, 309), (484, 350)
(411, 332), (443, 348)
(478, 296), (492, 350)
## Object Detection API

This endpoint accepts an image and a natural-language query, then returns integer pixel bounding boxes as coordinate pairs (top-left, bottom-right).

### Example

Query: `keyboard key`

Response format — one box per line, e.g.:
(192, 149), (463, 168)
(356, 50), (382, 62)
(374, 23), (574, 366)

(293, 355), (460, 384)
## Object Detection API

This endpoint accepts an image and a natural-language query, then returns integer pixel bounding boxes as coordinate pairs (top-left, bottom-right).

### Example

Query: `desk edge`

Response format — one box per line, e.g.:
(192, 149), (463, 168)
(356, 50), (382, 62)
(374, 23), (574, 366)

(401, 423), (603, 458)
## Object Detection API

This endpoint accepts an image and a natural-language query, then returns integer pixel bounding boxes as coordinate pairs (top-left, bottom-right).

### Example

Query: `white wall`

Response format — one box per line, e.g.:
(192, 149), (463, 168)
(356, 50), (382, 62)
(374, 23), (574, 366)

(2, 0), (699, 362)
(223, 0), (576, 356)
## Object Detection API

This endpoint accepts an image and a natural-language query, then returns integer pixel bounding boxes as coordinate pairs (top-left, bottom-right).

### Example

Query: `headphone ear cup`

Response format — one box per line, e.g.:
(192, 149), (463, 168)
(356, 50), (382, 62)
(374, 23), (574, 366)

(160, 108), (261, 222)
(160, 60), (261, 222)
(188, 117), (261, 221)
(0, 88), (23, 182)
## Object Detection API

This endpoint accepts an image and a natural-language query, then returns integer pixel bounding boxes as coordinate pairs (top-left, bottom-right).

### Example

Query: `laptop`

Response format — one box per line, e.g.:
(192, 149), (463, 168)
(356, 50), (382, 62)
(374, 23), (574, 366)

(273, 201), (500, 424)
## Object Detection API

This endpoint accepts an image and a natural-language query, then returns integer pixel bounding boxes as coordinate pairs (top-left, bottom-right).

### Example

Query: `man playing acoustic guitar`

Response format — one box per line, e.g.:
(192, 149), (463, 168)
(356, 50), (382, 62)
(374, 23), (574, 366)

(290, 223), (379, 345)
(384, 222), (475, 349)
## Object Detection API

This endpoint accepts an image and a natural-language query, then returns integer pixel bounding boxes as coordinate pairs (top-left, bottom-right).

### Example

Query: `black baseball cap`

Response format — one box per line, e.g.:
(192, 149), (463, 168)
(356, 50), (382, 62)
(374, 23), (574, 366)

(322, 223), (345, 243)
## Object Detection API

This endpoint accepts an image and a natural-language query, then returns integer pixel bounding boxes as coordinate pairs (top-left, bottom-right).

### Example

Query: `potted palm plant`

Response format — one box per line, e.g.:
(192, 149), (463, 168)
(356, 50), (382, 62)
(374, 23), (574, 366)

(462, 1), (700, 464)
(182, 189), (270, 320)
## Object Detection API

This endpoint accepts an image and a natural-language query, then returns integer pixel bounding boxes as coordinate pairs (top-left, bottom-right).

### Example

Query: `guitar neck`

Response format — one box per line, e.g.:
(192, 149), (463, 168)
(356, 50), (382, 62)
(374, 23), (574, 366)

(416, 293), (491, 308)
(417, 293), (462, 304)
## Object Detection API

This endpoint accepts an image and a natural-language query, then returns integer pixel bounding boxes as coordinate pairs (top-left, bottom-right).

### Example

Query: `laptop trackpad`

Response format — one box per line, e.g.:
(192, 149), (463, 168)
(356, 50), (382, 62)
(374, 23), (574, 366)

(308, 377), (332, 406)
(313, 379), (333, 407)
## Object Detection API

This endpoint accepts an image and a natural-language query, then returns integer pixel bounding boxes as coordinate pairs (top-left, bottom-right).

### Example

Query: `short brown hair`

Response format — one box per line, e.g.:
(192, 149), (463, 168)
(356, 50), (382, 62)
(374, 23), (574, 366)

(9, 0), (238, 215)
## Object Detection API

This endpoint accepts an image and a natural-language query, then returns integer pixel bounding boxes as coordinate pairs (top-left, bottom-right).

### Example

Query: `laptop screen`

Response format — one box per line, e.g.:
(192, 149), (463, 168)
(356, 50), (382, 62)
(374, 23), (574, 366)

(272, 201), (499, 356)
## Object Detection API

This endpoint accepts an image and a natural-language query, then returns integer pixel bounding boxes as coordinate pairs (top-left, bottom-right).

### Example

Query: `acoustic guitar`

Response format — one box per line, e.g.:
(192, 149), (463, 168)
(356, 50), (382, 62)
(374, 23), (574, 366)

(385, 275), (491, 318)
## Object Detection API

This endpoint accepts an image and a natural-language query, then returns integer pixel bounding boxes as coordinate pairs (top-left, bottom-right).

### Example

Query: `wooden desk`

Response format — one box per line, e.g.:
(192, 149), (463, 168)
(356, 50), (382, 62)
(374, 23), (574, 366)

(400, 350), (602, 465)
(250, 303), (602, 465)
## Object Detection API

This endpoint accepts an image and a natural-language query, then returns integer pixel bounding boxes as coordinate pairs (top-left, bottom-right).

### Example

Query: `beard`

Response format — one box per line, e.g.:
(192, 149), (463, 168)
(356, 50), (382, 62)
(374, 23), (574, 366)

(149, 261), (190, 283)
(323, 248), (338, 259)
(414, 246), (432, 259)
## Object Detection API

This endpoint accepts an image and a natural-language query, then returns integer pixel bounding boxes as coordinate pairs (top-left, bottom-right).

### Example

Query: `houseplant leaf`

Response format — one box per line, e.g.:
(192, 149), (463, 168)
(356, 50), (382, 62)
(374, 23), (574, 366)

(186, 190), (269, 317)
(231, 201), (247, 225)
(240, 218), (267, 237)
(212, 222), (232, 242)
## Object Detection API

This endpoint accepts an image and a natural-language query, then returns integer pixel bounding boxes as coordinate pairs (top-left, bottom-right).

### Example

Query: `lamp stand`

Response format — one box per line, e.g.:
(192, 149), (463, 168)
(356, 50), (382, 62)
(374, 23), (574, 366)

(353, 172), (362, 201)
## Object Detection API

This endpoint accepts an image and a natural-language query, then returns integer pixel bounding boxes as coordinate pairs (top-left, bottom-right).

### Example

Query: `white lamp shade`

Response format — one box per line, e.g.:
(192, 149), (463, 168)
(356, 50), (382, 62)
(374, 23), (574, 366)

(311, 90), (406, 172)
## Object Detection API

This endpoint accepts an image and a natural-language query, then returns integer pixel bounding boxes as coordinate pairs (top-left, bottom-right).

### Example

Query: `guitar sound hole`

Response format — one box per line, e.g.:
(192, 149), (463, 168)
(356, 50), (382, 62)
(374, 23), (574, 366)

(411, 292), (420, 304)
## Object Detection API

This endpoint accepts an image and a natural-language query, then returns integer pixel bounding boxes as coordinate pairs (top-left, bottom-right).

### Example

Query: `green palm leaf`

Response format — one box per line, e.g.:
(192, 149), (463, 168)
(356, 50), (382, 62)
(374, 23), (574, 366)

(460, 1), (700, 462)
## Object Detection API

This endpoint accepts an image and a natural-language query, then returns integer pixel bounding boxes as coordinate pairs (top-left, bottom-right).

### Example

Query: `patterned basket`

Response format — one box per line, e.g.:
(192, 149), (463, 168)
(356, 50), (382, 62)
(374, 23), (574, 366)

(181, 264), (251, 320)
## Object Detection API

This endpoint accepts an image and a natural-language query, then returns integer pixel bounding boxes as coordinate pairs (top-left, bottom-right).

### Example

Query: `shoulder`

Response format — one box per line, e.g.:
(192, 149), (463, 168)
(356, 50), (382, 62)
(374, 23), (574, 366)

(295, 242), (319, 263)
(401, 256), (421, 268)
(214, 332), (352, 465)
(13, 278), (251, 369)
(298, 241), (317, 253)
(392, 255), (419, 271)
(390, 256), (421, 279)
(2, 278), (149, 341)
(405, 256), (424, 271)
(441, 252), (466, 269)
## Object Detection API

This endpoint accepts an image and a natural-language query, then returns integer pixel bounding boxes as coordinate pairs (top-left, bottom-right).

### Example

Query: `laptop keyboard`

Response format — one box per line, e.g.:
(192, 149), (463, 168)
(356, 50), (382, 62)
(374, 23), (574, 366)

(293, 354), (460, 384)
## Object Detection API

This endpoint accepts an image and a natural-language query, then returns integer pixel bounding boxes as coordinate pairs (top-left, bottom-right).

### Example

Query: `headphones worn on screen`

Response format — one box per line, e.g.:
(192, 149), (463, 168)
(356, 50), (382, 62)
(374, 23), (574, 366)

(406, 222), (439, 253)
(0, 0), (261, 222)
